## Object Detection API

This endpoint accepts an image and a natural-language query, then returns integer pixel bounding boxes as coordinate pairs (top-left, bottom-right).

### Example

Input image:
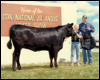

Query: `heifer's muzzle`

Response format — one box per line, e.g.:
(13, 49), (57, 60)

(72, 31), (76, 36)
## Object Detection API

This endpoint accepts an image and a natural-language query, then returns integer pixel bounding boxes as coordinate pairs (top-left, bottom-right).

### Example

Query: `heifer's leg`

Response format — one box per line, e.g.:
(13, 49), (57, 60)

(49, 50), (54, 68)
(17, 49), (22, 70)
(12, 48), (21, 71)
(12, 40), (22, 71)
(12, 50), (18, 71)
(53, 48), (59, 68)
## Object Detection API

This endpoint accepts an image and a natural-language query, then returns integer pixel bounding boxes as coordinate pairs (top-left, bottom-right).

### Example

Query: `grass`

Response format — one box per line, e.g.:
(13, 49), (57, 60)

(80, 47), (99, 49)
(93, 47), (99, 49)
(1, 52), (99, 79)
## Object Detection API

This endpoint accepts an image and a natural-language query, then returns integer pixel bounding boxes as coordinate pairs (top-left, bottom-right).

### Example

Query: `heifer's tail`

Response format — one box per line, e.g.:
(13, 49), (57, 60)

(7, 39), (12, 49)
(7, 26), (13, 49)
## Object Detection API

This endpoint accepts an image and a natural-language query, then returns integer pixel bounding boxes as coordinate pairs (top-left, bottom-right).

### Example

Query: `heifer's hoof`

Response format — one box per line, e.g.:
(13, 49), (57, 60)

(55, 66), (58, 68)
(13, 69), (16, 72)
(17, 67), (22, 70)
(12, 68), (16, 72)
(50, 65), (53, 68)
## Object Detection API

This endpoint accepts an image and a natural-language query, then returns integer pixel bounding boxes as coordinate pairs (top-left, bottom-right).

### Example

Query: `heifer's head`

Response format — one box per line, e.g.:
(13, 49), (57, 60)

(65, 23), (76, 37)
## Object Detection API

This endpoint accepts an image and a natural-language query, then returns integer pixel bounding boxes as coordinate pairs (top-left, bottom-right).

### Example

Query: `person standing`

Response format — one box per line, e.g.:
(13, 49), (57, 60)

(79, 15), (95, 65)
(71, 24), (83, 66)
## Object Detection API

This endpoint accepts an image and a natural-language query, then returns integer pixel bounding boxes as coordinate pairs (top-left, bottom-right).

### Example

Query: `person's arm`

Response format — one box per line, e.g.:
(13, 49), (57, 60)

(90, 24), (95, 32)
(75, 32), (83, 39)
(75, 29), (83, 39)
(87, 24), (95, 32)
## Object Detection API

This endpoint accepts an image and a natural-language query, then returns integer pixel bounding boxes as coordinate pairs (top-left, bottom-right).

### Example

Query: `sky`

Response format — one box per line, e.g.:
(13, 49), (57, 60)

(36, 1), (99, 39)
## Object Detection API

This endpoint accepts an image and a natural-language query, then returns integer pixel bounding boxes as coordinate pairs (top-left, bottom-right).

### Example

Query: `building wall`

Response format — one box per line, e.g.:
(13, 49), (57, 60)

(1, 1), (77, 65)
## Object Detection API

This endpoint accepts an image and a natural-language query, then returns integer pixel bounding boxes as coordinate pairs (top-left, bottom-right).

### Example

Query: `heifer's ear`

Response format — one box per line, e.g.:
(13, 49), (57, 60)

(71, 23), (73, 26)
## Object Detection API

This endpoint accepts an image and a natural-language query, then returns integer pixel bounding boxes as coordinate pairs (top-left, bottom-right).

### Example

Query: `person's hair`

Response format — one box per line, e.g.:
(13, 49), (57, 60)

(74, 24), (79, 28)
(73, 24), (79, 31)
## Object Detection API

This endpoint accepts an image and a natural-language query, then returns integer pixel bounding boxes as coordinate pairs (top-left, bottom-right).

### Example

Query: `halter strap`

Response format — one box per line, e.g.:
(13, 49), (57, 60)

(66, 26), (70, 31)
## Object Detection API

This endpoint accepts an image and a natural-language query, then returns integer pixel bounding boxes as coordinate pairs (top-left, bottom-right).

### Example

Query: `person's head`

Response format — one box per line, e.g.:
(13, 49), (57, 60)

(74, 24), (79, 31)
(82, 15), (87, 23)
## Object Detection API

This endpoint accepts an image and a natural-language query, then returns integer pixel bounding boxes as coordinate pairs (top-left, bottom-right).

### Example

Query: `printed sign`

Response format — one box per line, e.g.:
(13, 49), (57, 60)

(1, 3), (61, 36)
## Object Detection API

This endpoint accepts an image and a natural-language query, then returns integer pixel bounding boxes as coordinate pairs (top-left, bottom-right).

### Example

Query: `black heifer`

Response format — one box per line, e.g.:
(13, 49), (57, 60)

(7, 23), (76, 71)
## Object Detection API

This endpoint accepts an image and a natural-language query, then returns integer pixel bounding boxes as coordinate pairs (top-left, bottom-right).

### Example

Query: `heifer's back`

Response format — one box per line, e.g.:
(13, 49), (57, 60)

(8, 24), (63, 51)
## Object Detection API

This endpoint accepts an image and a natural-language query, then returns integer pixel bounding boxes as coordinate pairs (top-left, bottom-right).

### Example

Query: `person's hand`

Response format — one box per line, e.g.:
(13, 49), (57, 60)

(87, 28), (91, 31)
(80, 36), (83, 39)
(74, 31), (77, 33)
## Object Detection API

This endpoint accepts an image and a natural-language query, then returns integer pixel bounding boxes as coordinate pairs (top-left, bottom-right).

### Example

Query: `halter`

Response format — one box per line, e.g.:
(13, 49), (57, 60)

(66, 26), (70, 31)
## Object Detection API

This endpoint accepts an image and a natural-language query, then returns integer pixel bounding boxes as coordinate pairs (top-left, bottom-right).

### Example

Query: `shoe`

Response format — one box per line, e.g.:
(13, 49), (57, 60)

(83, 63), (86, 66)
(89, 63), (92, 65)
(71, 63), (74, 66)
(77, 63), (80, 66)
